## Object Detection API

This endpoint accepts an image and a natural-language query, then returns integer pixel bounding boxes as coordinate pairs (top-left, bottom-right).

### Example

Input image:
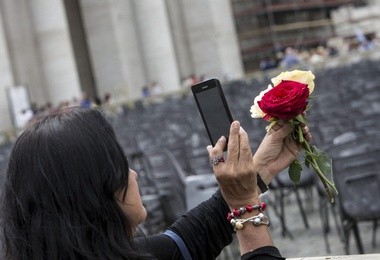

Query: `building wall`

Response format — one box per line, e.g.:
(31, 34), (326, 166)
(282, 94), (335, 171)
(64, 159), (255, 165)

(165, 0), (194, 80)
(0, 5), (13, 135)
(133, 0), (181, 93)
(0, 0), (379, 137)
(0, 0), (243, 134)
(0, 0), (81, 133)
(0, 0), (48, 106)
(180, 0), (244, 80)
(28, 0), (81, 105)
(331, 2), (380, 42)
(79, 0), (142, 101)
(231, 0), (371, 72)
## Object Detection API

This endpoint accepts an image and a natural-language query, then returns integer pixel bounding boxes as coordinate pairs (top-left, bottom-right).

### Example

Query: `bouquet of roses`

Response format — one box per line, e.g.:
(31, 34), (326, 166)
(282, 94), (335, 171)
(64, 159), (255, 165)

(250, 70), (337, 203)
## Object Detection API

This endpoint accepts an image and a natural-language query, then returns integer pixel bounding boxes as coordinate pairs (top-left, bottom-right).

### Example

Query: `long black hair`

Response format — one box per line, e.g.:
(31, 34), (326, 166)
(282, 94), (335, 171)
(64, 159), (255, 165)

(1, 107), (150, 259)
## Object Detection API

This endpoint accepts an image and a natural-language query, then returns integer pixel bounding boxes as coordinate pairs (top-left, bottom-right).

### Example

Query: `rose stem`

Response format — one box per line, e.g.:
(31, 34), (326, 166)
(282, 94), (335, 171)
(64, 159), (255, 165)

(297, 125), (336, 204)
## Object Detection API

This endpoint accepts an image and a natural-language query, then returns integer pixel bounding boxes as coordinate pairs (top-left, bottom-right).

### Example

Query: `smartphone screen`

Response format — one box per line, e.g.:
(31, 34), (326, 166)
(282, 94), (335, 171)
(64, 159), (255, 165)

(191, 78), (233, 149)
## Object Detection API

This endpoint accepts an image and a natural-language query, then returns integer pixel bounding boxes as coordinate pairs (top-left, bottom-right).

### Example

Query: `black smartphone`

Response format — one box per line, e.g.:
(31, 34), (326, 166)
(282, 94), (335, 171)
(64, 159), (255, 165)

(191, 78), (233, 150)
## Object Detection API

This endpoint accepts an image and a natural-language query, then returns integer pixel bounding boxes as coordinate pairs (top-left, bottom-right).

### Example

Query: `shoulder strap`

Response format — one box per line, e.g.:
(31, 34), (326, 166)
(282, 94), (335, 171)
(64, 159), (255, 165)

(163, 230), (192, 260)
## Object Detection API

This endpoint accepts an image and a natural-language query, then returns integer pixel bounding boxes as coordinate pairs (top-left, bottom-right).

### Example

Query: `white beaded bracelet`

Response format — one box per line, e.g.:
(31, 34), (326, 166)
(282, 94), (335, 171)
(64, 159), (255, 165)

(230, 212), (270, 230)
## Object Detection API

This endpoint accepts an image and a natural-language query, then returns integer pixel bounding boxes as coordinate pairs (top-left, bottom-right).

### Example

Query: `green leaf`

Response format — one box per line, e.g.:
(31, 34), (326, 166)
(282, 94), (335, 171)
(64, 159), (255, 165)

(305, 154), (312, 168)
(289, 160), (302, 184)
(312, 146), (332, 175)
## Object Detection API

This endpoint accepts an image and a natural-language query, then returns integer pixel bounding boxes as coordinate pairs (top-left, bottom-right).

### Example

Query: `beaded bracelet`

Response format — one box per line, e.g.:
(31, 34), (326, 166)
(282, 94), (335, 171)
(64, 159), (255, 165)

(230, 212), (270, 230)
(226, 202), (267, 221)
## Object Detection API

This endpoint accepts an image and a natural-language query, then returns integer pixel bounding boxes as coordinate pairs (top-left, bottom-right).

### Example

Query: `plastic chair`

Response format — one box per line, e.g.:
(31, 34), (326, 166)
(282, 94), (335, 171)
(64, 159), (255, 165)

(333, 148), (380, 254)
(185, 174), (239, 259)
(140, 194), (167, 235)
(268, 167), (314, 238)
(185, 174), (218, 210)
(314, 172), (344, 253)
(139, 147), (188, 227)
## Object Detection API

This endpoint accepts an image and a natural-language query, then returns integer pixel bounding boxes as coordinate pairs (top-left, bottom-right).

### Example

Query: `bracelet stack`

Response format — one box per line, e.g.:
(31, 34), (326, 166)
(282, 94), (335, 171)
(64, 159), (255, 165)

(227, 202), (269, 230)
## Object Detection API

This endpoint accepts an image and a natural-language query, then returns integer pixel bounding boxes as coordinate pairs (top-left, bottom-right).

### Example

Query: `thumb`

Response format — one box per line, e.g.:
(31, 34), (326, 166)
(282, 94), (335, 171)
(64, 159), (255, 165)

(270, 123), (293, 139)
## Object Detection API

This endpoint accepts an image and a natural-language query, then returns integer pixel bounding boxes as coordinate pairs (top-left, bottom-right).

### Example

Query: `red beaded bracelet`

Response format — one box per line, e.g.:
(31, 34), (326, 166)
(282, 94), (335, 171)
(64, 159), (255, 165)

(226, 202), (267, 221)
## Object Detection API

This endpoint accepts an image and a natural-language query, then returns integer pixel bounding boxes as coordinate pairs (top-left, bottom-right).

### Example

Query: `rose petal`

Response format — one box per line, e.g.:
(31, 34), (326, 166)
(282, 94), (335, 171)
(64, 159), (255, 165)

(258, 80), (309, 120)
(250, 84), (272, 118)
(271, 70), (315, 94)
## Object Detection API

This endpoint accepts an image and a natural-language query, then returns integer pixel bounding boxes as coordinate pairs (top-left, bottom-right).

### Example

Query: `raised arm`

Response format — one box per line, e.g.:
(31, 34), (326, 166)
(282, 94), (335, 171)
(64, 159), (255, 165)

(208, 120), (310, 259)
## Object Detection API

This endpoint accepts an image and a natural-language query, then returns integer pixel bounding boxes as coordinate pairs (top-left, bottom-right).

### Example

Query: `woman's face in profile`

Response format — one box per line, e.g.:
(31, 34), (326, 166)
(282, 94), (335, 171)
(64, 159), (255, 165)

(115, 169), (147, 232)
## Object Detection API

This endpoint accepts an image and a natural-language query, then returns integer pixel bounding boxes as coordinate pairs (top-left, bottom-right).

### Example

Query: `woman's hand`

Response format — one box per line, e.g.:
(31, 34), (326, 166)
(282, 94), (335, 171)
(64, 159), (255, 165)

(253, 121), (312, 179)
(208, 121), (276, 255)
(207, 121), (259, 208)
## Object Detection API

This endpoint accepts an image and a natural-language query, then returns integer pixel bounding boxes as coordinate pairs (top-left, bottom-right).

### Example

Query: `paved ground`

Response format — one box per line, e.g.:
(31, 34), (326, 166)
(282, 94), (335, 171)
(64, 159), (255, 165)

(218, 187), (380, 259)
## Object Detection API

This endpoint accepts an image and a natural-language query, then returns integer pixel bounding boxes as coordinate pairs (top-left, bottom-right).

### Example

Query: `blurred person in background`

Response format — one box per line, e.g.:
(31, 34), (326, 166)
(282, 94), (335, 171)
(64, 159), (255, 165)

(280, 47), (302, 68)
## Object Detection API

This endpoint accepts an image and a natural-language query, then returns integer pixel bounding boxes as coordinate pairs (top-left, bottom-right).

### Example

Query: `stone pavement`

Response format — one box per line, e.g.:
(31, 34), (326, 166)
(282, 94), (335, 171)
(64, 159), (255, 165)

(268, 188), (379, 258)
(218, 187), (380, 259)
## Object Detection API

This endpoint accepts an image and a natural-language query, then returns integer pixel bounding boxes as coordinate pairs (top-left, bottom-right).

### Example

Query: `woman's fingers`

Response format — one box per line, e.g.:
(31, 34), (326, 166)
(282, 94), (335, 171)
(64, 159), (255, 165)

(237, 126), (252, 163)
(226, 121), (241, 163)
(270, 123), (293, 139)
(301, 125), (310, 134)
(270, 122), (312, 144)
(301, 125), (312, 142)
(207, 136), (226, 156)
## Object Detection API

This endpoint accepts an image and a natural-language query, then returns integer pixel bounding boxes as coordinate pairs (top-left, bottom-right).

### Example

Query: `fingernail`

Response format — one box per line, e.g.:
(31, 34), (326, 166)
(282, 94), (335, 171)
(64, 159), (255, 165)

(233, 121), (240, 128)
(219, 136), (226, 141)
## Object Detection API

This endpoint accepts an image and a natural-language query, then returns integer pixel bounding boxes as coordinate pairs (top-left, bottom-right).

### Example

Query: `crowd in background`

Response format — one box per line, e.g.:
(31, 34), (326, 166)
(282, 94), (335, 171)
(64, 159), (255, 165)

(260, 34), (380, 71)
(18, 92), (115, 129)
(12, 33), (380, 136)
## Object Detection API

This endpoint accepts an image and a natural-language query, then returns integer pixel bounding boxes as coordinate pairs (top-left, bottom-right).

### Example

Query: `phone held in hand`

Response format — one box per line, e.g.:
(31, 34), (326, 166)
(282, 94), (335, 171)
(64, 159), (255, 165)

(191, 78), (233, 151)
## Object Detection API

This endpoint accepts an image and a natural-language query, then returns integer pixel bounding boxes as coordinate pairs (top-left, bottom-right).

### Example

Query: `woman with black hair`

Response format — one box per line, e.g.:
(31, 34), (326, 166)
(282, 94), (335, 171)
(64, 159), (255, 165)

(0, 107), (310, 259)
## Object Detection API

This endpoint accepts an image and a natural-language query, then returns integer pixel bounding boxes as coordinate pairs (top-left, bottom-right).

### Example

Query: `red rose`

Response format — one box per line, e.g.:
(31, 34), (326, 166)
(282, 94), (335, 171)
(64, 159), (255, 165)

(258, 80), (310, 120)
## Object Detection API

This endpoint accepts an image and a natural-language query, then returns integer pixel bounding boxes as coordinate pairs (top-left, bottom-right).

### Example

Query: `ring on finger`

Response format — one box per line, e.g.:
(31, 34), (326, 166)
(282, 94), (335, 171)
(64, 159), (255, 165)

(211, 155), (225, 166)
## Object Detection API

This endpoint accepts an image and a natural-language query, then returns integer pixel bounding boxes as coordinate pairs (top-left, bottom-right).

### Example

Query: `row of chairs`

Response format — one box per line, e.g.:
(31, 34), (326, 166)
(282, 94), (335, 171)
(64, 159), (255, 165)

(110, 60), (380, 254)
(0, 60), (378, 257)
(126, 142), (219, 233)
(330, 133), (380, 254)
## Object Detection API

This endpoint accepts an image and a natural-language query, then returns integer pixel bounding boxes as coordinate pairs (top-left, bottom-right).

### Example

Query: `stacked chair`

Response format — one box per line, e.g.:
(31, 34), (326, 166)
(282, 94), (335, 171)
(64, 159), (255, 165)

(267, 168), (314, 239)
(334, 148), (380, 254)
(329, 133), (380, 254)
(311, 60), (380, 254)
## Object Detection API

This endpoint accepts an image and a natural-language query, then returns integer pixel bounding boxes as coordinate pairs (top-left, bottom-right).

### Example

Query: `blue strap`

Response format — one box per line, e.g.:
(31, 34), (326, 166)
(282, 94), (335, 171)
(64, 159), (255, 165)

(163, 230), (192, 260)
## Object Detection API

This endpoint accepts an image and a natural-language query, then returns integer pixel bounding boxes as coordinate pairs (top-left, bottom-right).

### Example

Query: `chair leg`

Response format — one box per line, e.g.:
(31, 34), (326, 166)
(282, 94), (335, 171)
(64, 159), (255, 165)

(267, 190), (294, 239)
(280, 190), (286, 237)
(352, 222), (364, 254)
(331, 203), (344, 242)
(319, 199), (331, 253)
(343, 224), (351, 255)
(294, 187), (309, 229)
(373, 220), (378, 248)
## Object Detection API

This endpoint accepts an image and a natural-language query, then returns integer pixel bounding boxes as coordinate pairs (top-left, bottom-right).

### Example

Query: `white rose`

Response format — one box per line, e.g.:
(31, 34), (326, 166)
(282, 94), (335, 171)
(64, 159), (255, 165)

(271, 70), (315, 94)
(250, 84), (272, 118)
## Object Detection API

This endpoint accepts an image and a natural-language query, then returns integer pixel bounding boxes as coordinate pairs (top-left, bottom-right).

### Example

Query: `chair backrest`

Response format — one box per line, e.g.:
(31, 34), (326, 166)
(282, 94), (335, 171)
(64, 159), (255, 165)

(142, 148), (188, 223)
(185, 174), (219, 211)
(275, 166), (314, 188)
(333, 148), (380, 220)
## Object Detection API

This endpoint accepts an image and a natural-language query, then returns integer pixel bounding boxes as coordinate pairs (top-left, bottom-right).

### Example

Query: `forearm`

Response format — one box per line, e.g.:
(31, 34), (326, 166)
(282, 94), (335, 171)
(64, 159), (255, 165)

(168, 189), (233, 259)
(227, 197), (274, 256)
(237, 222), (274, 255)
(256, 165), (274, 189)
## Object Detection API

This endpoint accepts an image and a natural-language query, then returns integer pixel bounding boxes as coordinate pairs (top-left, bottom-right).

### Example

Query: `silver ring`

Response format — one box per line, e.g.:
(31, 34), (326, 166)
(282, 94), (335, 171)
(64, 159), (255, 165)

(211, 155), (225, 165)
